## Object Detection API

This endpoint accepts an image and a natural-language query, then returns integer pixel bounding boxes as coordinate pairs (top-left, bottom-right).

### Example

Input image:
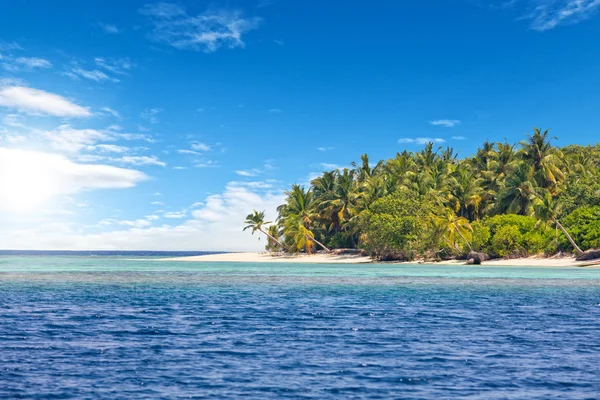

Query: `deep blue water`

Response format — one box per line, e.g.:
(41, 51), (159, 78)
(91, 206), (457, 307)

(1, 257), (600, 399)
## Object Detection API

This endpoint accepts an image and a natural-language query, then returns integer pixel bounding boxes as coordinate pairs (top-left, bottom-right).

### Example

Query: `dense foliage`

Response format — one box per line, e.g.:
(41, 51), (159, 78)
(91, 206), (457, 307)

(245, 128), (600, 260)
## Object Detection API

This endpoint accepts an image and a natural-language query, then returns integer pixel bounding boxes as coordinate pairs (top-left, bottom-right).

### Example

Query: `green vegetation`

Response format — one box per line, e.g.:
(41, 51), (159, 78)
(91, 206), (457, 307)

(245, 128), (600, 260)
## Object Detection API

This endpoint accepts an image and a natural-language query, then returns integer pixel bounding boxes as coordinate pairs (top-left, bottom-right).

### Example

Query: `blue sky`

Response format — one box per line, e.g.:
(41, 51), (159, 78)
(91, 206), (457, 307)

(1, 0), (599, 250)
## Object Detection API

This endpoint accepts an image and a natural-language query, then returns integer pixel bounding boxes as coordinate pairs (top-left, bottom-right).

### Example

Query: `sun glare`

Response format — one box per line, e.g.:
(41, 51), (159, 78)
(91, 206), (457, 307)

(0, 150), (60, 212)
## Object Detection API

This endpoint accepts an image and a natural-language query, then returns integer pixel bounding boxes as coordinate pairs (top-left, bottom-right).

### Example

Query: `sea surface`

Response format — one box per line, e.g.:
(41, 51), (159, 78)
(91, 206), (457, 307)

(1, 254), (599, 399)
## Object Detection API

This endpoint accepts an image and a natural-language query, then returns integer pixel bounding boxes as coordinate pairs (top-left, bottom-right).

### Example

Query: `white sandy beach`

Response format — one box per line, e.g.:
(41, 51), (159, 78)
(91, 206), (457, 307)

(162, 252), (373, 263)
(162, 252), (600, 267)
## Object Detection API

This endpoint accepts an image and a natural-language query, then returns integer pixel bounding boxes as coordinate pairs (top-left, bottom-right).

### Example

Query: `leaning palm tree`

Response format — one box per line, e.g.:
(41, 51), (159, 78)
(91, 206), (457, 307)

(534, 193), (584, 256)
(243, 210), (289, 252)
(433, 207), (473, 253)
(284, 219), (330, 254)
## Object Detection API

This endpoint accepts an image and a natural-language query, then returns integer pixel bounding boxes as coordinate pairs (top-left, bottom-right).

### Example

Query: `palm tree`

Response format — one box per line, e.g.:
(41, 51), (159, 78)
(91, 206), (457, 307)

(284, 219), (330, 254)
(497, 162), (537, 215)
(534, 193), (584, 256)
(278, 185), (331, 253)
(433, 208), (473, 253)
(447, 166), (484, 220)
(243, 210), (289, 251)
(520, 127), (565, 189)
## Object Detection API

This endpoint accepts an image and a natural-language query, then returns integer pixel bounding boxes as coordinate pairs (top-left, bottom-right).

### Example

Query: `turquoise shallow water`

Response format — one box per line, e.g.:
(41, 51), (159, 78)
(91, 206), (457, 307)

(1, 256), (600, 399)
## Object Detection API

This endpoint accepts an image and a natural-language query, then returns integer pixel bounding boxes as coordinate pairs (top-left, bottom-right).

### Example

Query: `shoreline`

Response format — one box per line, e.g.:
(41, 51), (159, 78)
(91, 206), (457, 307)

(161, 252), (600, 267)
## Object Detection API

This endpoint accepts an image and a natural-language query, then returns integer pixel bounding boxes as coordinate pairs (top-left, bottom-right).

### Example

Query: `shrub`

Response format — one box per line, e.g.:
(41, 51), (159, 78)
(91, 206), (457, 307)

(561, 206), (600, 251)
(360, 191), (434, 261)
(476, 214), (553, 258)
(471, 221), (491, 252)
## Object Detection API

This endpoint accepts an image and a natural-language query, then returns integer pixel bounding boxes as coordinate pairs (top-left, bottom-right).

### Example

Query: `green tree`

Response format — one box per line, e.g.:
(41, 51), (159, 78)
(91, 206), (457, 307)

(534, 194), (583, 256)
(433, 208), (473, 253)
(243, 210), (289, 251)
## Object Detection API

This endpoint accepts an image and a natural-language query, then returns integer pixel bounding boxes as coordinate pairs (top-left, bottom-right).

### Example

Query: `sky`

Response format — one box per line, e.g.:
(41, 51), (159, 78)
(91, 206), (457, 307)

(1, 0), (600, 251)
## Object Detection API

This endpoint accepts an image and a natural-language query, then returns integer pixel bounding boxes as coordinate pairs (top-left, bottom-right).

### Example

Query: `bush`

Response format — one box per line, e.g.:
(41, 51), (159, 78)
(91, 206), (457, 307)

(561, 206), (600, 251)
(475, 214), (553, 258)
(360, 191), (434, 261)
(471, 221), (491, 251)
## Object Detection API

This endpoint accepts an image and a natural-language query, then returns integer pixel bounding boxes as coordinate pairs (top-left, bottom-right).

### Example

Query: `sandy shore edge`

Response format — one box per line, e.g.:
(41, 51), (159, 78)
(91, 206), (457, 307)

(161, 252), (600, 267)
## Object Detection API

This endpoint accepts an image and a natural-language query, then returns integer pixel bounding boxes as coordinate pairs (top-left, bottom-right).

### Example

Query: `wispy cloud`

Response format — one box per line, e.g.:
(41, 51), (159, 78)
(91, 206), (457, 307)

(3, 57), (52, 71)
(117, 156), (166, 167)
(319, 163), (343, 170)
(524, 0), (600, 31)
(101, 107), (121, 119)
(64, 68), (117, 82)
(99, 23), (120, 34)
(178, 149), (202, 156)
(398, 137), (446, 144)
(236, 169), (261, 177)
(0, 85), (91, 117)
(140, 3), (262, 52)
(317, 146), (334, 152)
(268, 108), (282, 113)
(164, 211), (187, 219)
(141, 108), (162, 124)
(94, 57), (134, 75)
(190, 141), (210, 151)
(452, 136), (467, 140)
(430, 119), (460, 128)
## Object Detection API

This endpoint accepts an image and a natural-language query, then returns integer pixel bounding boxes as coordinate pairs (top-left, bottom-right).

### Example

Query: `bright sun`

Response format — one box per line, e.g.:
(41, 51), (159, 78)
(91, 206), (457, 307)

(0, 149), (60, 212)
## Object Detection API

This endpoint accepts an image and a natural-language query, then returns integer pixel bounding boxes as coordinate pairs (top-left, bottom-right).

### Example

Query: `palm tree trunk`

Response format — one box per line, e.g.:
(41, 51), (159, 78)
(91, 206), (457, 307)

(455, 227), (473, 252)
(259, 228), (289, 252)
(554, 219), (584, 256)
(312, 237), (331, 253)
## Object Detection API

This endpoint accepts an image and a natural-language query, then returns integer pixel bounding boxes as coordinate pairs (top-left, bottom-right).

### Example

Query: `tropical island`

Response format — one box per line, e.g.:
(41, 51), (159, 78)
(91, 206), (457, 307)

(235, 128), (600, 265)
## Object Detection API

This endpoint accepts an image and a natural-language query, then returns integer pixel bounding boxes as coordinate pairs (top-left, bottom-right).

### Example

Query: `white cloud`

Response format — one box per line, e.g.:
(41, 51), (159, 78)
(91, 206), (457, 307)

(1, 134), (26, 144)
(101, 107), (121, 119)
(236, 169), (261, 177)
(195, 160), (217, 168)
(65, 68), (117, 82)
(317, 146), (334, 152)
(99, 23), (120, 34)
(140, 3), (262, 52)
(100, 218), (152, 228)
(2, 114), (24, 127)
(268, 108), (282, 113)
(319, 163), (343, 170)
(164, 211), (187, 219)
(40, 125), (112, 153)
(0, 86), (91, 117)
(190, 141), (210, 151)
(151, 201), (165, 205)
(117, 156), (166, 167)
(92, 144), (131, 153)
(0, 147), (147, 212)
(9, 57), (52, 70)
(525, 0), (600, 31)
(141, 108), (162, 124)
(94, 57), (134, 75)
(430, 119), (460, 127)
(398, 137), (446, 145)
(452, 136), (467, 140)
(0, 180), (285, 251)
(178, 149), (202, 155)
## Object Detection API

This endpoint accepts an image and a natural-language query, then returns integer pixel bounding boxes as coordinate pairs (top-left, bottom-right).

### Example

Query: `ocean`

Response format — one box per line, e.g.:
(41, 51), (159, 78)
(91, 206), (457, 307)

(1, 254), (599, 399)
